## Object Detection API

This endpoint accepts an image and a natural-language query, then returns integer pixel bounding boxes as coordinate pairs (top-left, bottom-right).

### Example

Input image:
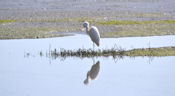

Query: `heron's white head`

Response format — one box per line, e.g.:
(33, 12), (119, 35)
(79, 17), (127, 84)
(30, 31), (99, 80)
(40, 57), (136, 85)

(83, 21), (89, 28)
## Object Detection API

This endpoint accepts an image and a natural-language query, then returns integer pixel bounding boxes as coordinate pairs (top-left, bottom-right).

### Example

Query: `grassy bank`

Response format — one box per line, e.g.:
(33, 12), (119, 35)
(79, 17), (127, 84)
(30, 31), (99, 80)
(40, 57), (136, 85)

(96, 19), (175, 38)
(0, 18), (175, 39)
(48, 47), (175, 58)
(100, 24), (175, 38)
(0, 26), (73, 39)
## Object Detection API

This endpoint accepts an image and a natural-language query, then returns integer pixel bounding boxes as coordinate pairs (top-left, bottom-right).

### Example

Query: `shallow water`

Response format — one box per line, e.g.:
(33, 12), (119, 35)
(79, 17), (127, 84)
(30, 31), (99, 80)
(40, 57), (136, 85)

(0, 35), (175, 96)
(1, 34), (175, 55)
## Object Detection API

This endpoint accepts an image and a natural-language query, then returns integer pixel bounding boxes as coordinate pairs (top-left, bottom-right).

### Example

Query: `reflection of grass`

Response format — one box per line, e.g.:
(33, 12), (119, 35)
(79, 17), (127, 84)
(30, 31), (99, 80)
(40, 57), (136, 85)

(0, 19), (16, 24)
(49, 47), (175, 58)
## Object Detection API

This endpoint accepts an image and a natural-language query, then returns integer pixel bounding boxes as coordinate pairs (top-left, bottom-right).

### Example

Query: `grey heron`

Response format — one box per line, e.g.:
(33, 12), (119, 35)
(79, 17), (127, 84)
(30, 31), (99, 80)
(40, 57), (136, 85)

(83, 21), (100, 49)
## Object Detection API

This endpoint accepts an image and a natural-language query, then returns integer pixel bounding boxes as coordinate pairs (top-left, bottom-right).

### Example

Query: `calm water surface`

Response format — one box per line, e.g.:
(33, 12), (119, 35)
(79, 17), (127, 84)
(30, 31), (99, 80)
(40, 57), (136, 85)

(0, 34), (175, 96)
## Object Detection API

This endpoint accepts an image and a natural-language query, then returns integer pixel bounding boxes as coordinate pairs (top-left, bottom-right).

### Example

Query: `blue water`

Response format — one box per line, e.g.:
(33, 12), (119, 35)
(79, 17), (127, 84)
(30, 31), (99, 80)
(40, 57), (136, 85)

(0, 35), (175, 96)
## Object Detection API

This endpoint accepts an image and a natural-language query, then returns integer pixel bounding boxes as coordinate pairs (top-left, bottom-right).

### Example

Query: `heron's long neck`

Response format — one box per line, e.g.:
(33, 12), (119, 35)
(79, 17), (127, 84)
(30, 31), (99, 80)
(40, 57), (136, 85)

(86, 26), (90, 35)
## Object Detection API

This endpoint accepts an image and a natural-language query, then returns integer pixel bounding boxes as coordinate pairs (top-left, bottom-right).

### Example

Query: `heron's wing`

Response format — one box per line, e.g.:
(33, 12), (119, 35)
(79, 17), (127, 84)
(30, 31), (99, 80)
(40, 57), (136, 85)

(89, 26), (100, 46)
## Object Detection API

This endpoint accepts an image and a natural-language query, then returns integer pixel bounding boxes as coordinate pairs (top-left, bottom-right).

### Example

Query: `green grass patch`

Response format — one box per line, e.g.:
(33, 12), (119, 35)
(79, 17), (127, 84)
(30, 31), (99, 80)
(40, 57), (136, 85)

(97, 20), (175, 25)
(0, 19), (16, 24)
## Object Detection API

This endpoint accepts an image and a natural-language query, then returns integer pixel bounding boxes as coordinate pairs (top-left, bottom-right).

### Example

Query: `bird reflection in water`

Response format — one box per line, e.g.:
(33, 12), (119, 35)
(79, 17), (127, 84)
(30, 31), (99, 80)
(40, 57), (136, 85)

(84, 61), (100, 85)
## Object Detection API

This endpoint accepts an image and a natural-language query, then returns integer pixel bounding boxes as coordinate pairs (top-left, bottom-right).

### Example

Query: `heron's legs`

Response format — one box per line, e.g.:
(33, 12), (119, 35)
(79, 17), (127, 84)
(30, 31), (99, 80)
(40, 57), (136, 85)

(92, 56), (95, 64)
(92, 43), (95, 64)
(93, 42), (95, 51)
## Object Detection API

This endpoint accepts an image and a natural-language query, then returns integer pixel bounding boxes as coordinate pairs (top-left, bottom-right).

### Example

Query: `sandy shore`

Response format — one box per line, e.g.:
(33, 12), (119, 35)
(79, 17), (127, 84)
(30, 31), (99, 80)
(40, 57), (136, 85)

(0, 0), (175, 39)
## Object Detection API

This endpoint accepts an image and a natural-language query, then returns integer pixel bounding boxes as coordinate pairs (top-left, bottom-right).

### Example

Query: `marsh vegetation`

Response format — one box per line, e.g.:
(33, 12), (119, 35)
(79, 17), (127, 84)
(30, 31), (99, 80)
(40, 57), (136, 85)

(47, 47), (175, 58)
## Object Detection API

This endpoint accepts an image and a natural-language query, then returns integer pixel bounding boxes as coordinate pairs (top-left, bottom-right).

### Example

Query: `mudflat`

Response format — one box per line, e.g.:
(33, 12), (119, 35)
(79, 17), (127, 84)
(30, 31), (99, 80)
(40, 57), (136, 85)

(0, 0), (175, 39)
